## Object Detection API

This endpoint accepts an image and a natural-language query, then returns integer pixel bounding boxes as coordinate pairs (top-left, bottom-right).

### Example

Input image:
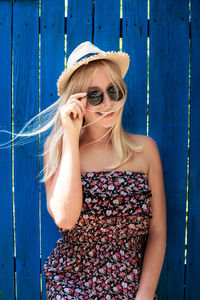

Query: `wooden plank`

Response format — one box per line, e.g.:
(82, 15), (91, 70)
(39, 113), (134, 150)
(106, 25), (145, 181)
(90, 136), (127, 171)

(93, 0), (120, 51)
(122, 0), (148, 134)
(0, 1), (15, 299)
(13, 1), (40, 298)
(40, 1), (65, 298)
(185, 0), (200, 298)
(67, 0), (93, 58)
(149, 1), (189, 298)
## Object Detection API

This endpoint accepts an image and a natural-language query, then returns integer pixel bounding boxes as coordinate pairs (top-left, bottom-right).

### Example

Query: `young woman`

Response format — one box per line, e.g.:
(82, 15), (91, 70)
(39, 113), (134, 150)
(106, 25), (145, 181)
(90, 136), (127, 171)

(42, 42), (166, 299)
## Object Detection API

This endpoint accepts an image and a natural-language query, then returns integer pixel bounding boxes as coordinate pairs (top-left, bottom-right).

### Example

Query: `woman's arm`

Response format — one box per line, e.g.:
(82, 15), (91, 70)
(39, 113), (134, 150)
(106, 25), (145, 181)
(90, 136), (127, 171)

(135, 137), (166, 300)
(44, 93), (87, 230)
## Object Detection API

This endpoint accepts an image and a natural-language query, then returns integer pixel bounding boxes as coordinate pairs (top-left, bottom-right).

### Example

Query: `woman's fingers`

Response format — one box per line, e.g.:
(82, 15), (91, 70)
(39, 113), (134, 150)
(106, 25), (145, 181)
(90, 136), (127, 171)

(68, 92), (87, 100)
(60, 92), (87, 127)
(80, 96), (87, 109)
(68, 93), (87, 106)
(67, 98), (86, 114)
(61, 103), (81, 119)
(59, 93), (87, 133)
(71, 104), (82, 120)
(68, 93), (87, 111)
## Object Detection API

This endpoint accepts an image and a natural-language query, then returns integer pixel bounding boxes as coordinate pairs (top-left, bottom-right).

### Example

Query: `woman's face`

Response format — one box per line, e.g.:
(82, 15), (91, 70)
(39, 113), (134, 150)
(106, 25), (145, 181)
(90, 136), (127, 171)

(84, 65), (123, 129)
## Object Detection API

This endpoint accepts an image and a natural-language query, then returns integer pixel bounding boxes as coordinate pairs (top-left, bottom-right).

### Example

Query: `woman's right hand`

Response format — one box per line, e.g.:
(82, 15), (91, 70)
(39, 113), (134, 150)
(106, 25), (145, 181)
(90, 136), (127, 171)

(60, 93), (87, 137)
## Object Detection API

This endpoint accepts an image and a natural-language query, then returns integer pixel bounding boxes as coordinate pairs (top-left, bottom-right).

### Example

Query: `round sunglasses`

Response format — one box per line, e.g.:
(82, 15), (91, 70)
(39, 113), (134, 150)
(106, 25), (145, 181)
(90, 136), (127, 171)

(87, 85), (123, 106)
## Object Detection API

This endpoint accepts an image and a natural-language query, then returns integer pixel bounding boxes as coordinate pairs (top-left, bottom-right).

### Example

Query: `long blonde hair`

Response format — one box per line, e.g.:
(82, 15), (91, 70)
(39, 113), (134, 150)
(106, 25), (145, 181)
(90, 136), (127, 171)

(1, 59), (141, 182)
(43, 59), (141, 181)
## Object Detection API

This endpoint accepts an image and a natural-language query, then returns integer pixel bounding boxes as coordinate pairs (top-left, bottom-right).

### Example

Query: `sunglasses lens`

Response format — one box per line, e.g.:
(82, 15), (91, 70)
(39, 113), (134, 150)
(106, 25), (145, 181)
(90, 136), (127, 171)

(107, 86), (123, 101)
(87, 90), (103, 106)
(87, 86), (123, 106)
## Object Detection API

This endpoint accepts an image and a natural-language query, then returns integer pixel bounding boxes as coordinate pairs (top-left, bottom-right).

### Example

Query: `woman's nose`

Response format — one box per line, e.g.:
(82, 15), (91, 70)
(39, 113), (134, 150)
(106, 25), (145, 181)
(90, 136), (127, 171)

(102, 91), (112, 106)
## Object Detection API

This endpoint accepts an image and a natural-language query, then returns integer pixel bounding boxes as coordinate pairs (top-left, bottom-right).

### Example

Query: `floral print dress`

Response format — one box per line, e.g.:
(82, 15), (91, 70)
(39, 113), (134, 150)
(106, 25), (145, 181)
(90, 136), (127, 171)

(43, 171), (152, 299)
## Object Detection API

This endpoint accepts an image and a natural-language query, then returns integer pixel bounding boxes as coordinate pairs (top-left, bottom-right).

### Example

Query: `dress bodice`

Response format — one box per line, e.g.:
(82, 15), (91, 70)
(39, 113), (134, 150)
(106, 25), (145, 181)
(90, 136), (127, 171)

(60, 171), (152, 238)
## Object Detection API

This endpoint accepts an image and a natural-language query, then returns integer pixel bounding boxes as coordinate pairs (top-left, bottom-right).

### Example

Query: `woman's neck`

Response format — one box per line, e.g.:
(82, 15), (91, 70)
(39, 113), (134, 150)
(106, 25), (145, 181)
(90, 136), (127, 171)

(80, 126), (112, 146)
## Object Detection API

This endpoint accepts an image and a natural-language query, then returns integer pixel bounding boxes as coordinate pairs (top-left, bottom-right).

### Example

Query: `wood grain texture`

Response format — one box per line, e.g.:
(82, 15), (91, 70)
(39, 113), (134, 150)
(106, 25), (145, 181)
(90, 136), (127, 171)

(1, 1), (199, 299)
(149, 0), (189, 298)
(93, 0), (120, 51)
(40, 1), (65, 298)
(0, 1), (14, 299)
(122, 0), (148, 134)
(67, 0), (93, 59)
(185, 0), (200, 298)
(13, 1), (40, 298)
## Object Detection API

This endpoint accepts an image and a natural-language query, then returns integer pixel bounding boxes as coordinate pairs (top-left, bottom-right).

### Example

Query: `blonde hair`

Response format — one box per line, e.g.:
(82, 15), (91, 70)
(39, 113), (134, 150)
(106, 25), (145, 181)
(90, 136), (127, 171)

(43, 59), (141, 181)
(1, 59), (141, 182)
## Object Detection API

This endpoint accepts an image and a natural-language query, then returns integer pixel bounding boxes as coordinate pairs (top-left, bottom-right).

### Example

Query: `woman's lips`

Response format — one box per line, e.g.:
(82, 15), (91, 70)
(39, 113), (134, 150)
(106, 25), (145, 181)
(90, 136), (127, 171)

(96, 112), (114, 118)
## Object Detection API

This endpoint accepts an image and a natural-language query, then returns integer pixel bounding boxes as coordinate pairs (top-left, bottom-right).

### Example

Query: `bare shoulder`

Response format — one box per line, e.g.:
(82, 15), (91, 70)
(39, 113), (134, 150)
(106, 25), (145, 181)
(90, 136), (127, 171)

(128, 133), (158, 153)
(129, 133), (155, 147)
(128, 134), (161, 173)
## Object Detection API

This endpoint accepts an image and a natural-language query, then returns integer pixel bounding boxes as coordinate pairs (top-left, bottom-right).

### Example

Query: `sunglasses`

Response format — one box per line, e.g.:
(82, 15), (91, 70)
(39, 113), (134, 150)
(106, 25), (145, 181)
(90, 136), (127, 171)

(87, 85), (123, 106)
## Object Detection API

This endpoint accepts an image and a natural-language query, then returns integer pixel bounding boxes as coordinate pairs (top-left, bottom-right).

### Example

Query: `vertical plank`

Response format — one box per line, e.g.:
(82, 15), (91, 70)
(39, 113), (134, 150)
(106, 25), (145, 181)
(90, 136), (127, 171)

(149, 1), (189, 298)
(93, 0), (120, 51)
(0, 1), (14, 299)
(122, 0), (148, 134)
(67, 0), (93, 58)
(40, 1), (65, 298)
(185, 1), (200, 299)
(13, 0), (40, 298)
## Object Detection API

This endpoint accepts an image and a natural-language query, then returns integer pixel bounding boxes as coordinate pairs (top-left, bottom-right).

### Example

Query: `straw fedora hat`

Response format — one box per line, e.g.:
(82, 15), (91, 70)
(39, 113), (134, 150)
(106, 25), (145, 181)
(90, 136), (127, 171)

(57, 41), (130, 96)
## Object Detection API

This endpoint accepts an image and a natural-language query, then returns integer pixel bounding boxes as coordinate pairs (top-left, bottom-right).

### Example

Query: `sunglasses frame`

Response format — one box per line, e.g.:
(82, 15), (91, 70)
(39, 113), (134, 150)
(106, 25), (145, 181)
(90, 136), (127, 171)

(86, 85), (123, 106)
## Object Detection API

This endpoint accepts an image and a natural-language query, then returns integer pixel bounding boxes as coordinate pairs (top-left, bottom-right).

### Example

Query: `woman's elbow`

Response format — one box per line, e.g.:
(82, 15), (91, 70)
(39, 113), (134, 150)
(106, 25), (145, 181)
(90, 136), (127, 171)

(47, 199), (81, 230)
(51, 212), (79, 230)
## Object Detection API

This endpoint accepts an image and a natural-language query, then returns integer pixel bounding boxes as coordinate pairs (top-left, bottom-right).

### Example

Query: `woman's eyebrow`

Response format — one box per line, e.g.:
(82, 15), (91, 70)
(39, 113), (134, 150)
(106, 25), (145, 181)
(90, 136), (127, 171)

(88, 83), (113, 90)
(88, 86), (100, 90)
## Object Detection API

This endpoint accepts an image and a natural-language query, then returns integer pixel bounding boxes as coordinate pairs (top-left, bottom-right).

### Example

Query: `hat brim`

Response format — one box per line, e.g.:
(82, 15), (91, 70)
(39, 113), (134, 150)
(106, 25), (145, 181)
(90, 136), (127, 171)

(57, 52), (130, 96)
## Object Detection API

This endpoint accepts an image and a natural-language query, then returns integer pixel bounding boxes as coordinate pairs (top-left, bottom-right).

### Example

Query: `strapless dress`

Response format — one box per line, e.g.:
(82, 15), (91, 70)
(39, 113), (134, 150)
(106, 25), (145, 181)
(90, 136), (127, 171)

(43, 171), (152, 299)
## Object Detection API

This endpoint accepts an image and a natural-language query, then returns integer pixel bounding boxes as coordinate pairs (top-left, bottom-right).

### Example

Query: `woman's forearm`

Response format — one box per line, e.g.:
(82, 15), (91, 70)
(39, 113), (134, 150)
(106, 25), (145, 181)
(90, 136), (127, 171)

(49, 133), (83, 229)
(135, 230), (166, 300)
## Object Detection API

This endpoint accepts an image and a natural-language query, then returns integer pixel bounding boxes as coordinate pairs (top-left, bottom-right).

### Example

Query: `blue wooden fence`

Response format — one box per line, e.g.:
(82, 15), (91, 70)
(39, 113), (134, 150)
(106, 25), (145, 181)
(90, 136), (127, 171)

(0, 0), (199, 299)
